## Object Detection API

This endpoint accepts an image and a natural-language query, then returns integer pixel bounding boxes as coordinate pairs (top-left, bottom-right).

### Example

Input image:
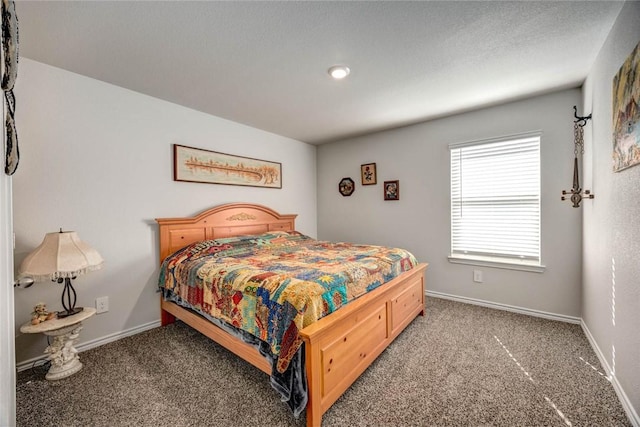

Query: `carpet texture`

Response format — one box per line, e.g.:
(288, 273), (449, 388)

(16, 297), (631, 426)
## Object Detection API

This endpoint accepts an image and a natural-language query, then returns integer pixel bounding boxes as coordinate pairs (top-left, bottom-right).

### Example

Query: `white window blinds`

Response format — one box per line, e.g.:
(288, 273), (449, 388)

(450, 132), (541, 264)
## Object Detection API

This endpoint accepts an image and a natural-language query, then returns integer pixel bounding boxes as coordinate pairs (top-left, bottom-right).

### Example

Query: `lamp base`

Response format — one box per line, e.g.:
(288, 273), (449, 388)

(59, 277), (82, 318)
(57, 307), (83, 318)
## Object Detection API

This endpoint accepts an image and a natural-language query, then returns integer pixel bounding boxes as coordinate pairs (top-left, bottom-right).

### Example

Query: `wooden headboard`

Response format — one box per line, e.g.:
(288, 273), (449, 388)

(155, 203), (297, 263)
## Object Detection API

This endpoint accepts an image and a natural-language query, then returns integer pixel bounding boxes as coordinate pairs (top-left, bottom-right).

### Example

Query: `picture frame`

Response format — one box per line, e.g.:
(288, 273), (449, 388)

(612, 40), (640, 172)
(339, 177), (355, 196)
(360, 163), (377, 185)
(384, 180), (399, 201)
(173, 144), (282, 188)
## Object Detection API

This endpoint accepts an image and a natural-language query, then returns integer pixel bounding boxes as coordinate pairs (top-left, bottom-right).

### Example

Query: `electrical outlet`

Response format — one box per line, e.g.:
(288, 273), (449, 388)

(96, 296), (109, 314)
(473, 270), (483, 283)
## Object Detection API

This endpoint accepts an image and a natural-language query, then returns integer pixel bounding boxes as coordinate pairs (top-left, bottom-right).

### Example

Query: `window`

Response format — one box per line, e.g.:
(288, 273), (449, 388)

(449, 132), (543, 272)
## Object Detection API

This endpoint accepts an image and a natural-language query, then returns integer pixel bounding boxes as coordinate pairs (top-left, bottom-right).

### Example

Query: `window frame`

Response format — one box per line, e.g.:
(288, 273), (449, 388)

(448, 131), (545, 273)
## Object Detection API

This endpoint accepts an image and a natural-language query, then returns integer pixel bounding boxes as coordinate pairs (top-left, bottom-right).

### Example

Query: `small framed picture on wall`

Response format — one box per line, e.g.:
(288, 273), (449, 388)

(339, 177), (355, 196)
(361, 163), (377, 185)
(384, 180), (399, 201)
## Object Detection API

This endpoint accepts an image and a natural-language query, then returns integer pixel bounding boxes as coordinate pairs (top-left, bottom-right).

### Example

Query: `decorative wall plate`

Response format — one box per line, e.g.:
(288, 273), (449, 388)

(339, 177), (355, 196)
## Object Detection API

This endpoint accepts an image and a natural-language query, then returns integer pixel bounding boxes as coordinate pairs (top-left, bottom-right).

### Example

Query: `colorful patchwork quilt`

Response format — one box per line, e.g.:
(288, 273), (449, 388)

(158, 231), (418, 373)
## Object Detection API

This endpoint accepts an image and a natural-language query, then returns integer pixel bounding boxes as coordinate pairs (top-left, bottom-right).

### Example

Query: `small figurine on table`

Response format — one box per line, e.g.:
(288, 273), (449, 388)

(30, 302), (56, 325)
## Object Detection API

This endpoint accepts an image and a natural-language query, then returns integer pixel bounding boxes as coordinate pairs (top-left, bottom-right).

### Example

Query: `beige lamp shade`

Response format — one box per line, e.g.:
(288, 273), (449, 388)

(19, 231), (104, 281)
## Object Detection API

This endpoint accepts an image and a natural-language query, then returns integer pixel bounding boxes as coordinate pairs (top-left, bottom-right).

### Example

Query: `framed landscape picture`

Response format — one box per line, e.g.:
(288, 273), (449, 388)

(361, 163), (377, 185)
(173, 144), (282, 188)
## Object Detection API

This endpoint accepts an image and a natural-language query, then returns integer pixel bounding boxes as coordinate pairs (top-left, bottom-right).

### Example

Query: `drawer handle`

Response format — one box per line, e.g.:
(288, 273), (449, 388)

(343, 337), (347, 343)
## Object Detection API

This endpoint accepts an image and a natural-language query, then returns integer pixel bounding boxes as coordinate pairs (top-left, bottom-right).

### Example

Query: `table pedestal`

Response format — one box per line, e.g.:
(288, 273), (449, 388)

(20, 307), (96, 381)
(43, 323), (83, 380)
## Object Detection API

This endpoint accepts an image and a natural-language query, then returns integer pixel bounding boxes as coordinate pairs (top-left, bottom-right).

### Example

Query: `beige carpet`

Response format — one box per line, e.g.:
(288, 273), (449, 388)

(16, 297), (631, 426)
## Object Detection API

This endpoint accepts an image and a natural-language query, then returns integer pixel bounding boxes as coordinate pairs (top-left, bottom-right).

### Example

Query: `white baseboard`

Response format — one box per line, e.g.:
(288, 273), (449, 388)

(426, 290), (581, 324)
(581, 320), (640, 427)
(16, 319), (161, 372)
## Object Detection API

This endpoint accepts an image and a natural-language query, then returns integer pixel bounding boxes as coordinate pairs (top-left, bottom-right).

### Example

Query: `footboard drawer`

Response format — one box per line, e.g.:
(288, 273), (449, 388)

(300, 263), (428, 427)
(390, 276), (423, 336)
(320, 303), (388, 397)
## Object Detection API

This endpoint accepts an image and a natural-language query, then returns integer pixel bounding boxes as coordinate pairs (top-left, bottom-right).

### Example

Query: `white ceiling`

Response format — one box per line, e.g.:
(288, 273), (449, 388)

(16, 1), (623, 144)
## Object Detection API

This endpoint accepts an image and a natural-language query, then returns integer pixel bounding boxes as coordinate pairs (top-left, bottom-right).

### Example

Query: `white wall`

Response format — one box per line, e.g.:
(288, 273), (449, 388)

(582, 1), (640, 422)
(12, 59), (317, 364)
(1, 90), (16, 426)
(318, 89), (583, 318)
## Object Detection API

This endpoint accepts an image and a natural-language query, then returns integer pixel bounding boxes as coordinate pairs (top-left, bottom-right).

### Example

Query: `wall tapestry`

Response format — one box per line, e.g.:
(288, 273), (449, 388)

(612, 39), (640, 172)
(2, 0), (19, 175)
(173, 144), (282, 188)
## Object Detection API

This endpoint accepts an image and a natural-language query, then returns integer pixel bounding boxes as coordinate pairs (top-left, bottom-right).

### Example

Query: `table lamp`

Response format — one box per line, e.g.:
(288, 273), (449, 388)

(19, 229), (103, 318)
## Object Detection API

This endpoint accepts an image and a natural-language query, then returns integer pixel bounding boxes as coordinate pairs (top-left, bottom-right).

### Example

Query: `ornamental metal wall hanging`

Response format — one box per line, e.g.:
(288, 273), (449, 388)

(2, 0), (19, 175)
(561, 106), (594, 208)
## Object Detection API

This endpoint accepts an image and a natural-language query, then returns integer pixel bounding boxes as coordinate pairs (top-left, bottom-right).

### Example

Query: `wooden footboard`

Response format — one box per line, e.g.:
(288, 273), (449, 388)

(156, 204), (428, 427)
(301, 263), (427, 426)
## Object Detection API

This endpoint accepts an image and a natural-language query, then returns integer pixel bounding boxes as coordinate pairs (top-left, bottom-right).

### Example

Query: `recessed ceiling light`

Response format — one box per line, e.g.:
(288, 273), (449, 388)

(328, 65), (350, 80)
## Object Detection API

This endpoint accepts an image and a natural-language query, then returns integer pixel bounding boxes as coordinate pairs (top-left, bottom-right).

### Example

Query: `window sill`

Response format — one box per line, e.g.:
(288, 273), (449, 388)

(448, 255), (546, 273)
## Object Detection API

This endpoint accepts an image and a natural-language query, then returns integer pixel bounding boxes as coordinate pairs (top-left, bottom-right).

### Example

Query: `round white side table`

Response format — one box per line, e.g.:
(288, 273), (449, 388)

(20, 307), (96, 380)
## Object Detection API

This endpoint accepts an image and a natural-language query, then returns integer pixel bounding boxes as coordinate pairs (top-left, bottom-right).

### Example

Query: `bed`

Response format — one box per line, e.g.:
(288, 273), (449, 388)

(156, 203), (428, 427)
